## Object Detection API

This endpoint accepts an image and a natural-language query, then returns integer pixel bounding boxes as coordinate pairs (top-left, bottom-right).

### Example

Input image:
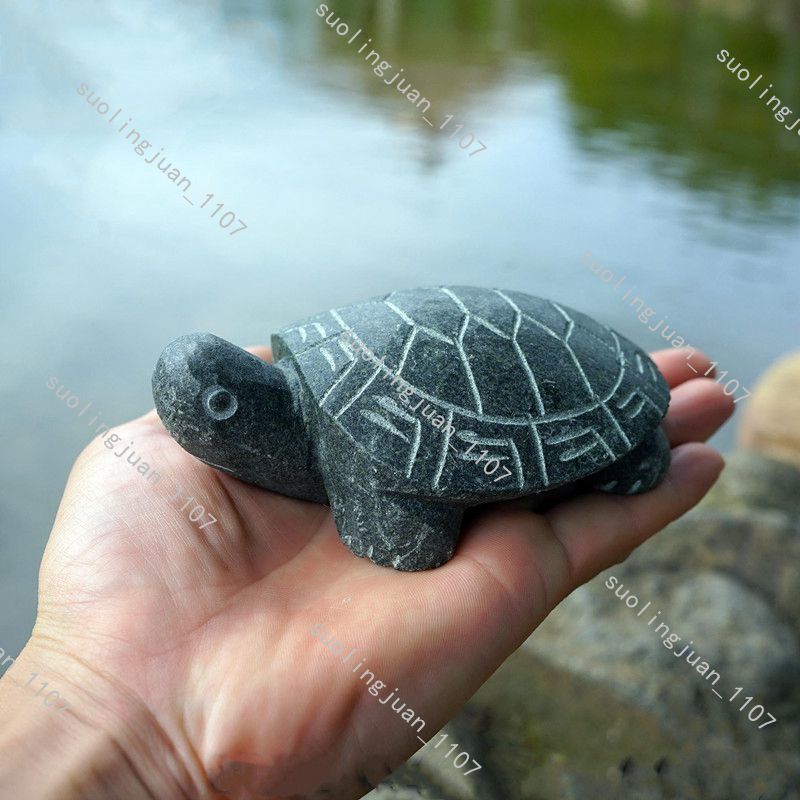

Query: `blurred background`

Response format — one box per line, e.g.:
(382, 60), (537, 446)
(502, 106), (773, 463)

(1, 0), (799, 797)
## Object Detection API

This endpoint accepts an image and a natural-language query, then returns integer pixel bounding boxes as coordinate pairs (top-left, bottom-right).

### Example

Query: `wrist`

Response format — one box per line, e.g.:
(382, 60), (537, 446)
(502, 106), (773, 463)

(0, 640), (197, 800)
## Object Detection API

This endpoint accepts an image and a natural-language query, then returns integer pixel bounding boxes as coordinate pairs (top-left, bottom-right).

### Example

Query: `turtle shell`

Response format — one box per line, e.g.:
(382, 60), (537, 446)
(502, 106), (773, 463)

(272, 286), (670, 498)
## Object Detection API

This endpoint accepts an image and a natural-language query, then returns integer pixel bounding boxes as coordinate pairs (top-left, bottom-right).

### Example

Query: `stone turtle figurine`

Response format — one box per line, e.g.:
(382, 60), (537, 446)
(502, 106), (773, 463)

(152, 286), (671, 571)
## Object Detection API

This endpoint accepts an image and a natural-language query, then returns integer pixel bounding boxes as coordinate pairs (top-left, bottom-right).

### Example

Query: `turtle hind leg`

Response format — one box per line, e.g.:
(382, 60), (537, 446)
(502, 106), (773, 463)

(586, 427), (671, 495)
(326, 479), (463, 571)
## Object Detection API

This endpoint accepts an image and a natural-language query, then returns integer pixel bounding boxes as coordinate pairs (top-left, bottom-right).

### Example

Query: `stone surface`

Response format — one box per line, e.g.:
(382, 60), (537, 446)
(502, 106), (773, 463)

(626, 513), (800, 626)
(739, 349), (800, 470)
(525, 569), (799, 728)
(702, 451), (800, 517)
(393, 648), (800, 800)
(151, 332), (328, 503)
(367, 716), (498, 800)
(153, 287), (671, 570)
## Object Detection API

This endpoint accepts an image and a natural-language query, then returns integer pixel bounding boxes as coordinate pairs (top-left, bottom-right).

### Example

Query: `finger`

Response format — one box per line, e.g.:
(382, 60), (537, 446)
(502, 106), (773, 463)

(662, 378), (734, 446)
(545, 442), (724, 590)
(651, 348), (715, 388)
(246, 345), (273, 363)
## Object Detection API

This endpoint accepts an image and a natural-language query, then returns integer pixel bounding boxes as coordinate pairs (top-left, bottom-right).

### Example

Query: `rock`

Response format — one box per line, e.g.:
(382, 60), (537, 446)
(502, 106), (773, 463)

(366, 788), (430, 800)
(739, 349), (800, 470)
(153, 288), (671, 572)
(366, 758), (453, 800)
(465, 648), (682, 796)
(701, 451), (800, 517)
(669, 573), (800, 700)
(524, 569), (799, 737)
(367, 716), (498, 800)
(401, 647), (800, 800)
(624, 509), (800, 627)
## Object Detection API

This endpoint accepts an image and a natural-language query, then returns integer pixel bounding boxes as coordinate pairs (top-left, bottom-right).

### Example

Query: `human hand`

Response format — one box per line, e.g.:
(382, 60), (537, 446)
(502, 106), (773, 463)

(0, 347), (731, 799)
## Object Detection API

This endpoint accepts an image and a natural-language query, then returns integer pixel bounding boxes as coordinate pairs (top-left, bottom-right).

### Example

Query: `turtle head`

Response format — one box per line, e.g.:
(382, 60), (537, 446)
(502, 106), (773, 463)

(152, 333), (326, 502)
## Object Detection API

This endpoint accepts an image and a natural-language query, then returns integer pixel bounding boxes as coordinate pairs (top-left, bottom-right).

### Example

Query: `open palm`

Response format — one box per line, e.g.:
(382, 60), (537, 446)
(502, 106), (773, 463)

(32, 347), (731, 799)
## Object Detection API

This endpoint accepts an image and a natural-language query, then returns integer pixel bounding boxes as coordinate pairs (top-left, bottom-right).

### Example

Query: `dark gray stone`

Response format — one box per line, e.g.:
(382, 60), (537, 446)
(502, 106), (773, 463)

(152, 287), (670, 570)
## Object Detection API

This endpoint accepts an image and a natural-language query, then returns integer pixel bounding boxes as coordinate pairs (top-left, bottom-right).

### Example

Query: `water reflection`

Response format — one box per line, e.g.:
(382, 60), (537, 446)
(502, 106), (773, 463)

(222, 0), (800, 208)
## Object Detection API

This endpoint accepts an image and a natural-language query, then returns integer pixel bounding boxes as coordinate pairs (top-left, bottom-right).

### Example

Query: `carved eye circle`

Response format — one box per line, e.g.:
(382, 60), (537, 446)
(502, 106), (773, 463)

(203, 386), (238, 420)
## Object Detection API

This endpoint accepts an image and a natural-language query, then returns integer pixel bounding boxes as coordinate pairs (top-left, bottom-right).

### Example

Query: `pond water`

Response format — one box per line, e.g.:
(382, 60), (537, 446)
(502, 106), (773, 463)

(1, 0), (798, 648)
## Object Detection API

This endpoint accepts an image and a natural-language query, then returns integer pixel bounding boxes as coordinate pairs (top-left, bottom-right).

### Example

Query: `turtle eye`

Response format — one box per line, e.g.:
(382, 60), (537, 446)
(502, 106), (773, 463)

(203, 385), (238, 420)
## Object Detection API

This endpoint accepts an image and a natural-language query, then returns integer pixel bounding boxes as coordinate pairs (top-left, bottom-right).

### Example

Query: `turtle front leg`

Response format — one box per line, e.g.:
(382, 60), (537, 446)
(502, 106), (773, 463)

(325, 477), (464, 571)
(586, 427), (671, 495)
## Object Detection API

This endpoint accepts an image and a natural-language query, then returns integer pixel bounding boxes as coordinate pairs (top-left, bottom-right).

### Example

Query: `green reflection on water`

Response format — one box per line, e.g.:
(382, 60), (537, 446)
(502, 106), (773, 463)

(284, 0), (800, 206)
(534, 0), (800, 201)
